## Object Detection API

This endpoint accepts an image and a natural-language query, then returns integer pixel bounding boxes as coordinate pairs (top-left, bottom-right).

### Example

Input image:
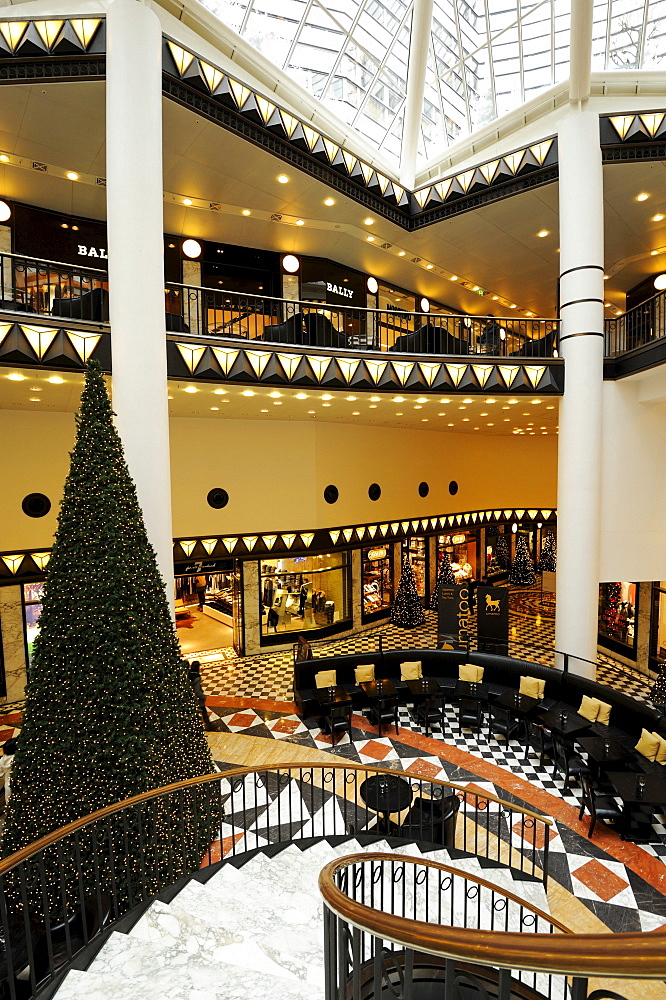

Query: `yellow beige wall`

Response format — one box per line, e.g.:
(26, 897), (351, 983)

(0, 409), (557, 551)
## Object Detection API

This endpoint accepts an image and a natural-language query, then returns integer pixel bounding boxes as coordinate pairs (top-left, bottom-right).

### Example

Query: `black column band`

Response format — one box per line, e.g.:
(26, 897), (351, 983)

(559, 264), (604, 280)
(560, 297), (604, 309)
(559, 331), (605, 343)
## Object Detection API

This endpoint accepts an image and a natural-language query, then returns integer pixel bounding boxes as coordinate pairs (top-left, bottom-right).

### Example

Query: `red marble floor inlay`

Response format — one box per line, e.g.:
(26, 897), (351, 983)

(359, 740), (393, 761)
(270, 718), (302, 734)
(226, 713), (259, 729)
(404, 759), (442, 780)
(572, 859), (630, 902)
(512, 817), (558, 851)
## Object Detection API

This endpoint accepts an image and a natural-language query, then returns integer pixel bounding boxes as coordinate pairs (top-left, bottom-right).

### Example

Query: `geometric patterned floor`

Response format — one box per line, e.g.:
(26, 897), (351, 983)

(206, 697), (666, 936)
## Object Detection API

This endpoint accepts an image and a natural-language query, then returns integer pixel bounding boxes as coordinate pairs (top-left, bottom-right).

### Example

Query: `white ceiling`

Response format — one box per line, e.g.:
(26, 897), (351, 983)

(0, 81), (664, 318)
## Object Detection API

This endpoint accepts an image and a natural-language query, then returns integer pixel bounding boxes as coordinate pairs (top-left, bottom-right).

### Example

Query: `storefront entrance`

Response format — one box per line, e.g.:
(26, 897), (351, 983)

(175, 561), (244, 657)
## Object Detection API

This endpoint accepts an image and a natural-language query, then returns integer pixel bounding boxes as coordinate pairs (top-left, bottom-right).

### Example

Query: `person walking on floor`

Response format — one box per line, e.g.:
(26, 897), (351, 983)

(195, 574), (207, 612)
(188, 660), (212, 730)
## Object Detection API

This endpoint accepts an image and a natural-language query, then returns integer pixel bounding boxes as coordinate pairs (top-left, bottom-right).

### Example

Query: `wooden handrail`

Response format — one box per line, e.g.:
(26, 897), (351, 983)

(320, 852), (570, 932)
(0, 760), (549, 876)
(319, 852), (666, 979)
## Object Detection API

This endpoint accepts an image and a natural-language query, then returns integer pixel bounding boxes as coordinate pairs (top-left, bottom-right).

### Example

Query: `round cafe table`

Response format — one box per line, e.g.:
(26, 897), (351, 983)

(359, 773), (413, 829)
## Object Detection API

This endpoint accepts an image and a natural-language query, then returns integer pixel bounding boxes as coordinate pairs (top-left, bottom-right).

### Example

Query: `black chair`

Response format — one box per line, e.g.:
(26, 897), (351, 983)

(488, 704), (521, 743)
(303, 312), (348, 348)
(415, 696), (442, 737)
(390, 323), (471, 356)
(578, 773), (625, 839)
(262, 312), (304, 345)
(369, 694), (399, 737)
(165, 311), (190, 332)
(527, 721), (555, 766)
(390, 794), (460, 847)
(321, 702), (352, 746)
(459, 696), (484, 732)
(0, 298), (36, 314)
(510, 330), (556, 358)
(553, 736), (591, 791)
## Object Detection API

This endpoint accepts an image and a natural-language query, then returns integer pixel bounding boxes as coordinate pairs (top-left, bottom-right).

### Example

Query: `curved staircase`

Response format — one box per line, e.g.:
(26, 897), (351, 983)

(52, 838), (551, 1000)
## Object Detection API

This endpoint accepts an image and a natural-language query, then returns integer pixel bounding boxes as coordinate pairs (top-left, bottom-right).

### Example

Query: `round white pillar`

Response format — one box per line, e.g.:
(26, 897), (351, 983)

(106, 0), (174, 608)
(554, 107), (605, 678)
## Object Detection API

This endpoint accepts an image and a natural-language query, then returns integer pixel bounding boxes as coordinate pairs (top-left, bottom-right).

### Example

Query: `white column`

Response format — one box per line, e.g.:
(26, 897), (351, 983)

(106, 0), (174, 607)
(554, 107), (605, 678)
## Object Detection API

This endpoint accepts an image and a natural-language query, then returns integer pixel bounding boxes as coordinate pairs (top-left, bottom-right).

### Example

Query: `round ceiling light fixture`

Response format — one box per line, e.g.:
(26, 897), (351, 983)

(420, 297), (430, 313)
(0, 201), (10, 222)
(182, 239), (202, 258)
(367, 276), (378, 294)
(654, 273), (666, 290)
(282, 254), (300, 273)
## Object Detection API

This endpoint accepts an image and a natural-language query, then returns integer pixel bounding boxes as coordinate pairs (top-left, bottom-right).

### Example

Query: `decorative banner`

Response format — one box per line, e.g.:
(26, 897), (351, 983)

(438, 583), (472, 649)
(477, 586), (509, 655)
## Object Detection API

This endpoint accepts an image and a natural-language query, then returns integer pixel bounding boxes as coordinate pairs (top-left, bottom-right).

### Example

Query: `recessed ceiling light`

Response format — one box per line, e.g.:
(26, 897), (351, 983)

(66, 171), (79, 181)
(603, 274), (609, 280)
(364, 218), (374, 225)
(396, 412), (403, 416)
(29, 397), (41, 401)
(438, 412), (445, 416)
(353, 411), (360, 415)
(29, 386), (41, 391)
(440, 398), (451, 404)
(492, 295), (499, 301)
(369, 404), (377, 408)
(214, 388), (227, 395)
(7, 373), (25, 381)
(449, 275), (458, 281)
(273, 401), (282, 405)
(182, 198), (193, 206)
(531, 400), (542, 404)
(295, 219), (305, 226)
(421, 418), (428, 422)
(546, 405), (555, 409)
(269, 391), (282, 398)
(324, 198), (335, 206)
(654, 214), (665, 222)
(485, 398), (496, 403)
(242, 209), (251, 216)
(184, 386), (197, 393)
(426, 264), (433, 270)
(508, 399), (518, 404)
(604, 301), (611, 307)
(295, 392), (308, 399)
(242, 390), (255, 397)
(398, 251), (406, 256)
(536, 230), (549, 238)
(416, 397), (427, 403)
(367, 236), (375, 242)
(480, 412), (488, 416)
(261, 408), (269, 413)
(487, 422), (494, 426)
(323, 402), (331, 407)
(637, 193), (649, 201)
(322, 394), (333, 400)
(472, 285), (479, 292)
(167, 395), (173, 400)
(277, 174), (289, 183)
(651, 250), (659, 256)
(462, 418), (469, 422)
(308, 409), (315, 414)
(0, 154), (8, 162)
(509, 303), (517, 309)
(346, 395), (357, 401)
(526, 312), (534, 317)
(458, 405), (466, 410)
(414, 405), (422, 410)
(211, 406), (219, 411)
(462, 397), (472, 403)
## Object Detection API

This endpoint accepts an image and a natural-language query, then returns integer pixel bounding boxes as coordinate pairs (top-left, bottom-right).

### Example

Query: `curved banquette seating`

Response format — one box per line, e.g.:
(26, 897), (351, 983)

(295, 648), (665, 764)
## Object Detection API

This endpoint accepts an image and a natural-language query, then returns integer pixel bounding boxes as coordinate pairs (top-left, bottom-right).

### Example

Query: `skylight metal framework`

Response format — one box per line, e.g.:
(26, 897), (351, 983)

(201, 0), (666, 173)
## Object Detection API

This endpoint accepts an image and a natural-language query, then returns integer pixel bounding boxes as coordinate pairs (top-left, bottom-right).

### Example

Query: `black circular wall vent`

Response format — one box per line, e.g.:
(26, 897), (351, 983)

(207, 488), (229, 509)
(324, 485), (339, 504)
(418, 481), (429, 498)
(22, 493), (51, 518)
(448, 481), (459, 496)
(368, 483), (381, 501)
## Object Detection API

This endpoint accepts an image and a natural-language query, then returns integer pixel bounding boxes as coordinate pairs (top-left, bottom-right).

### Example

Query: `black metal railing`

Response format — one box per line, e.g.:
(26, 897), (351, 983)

(605, 288), (666, 356)
(0, 762), (551, 999)
(167, 282), (560, 358)
(0, 252), (109, 323)
(321, 853), (568, 1000)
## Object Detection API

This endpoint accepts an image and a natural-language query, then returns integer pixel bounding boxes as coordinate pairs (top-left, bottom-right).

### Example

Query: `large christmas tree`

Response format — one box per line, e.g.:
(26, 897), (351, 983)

(391, 559), (426, 628)
(2, 361), (217, 909)
(430, 551), (456, 611)
(509, 535), (536, 586)
(537, 531), (557, 572)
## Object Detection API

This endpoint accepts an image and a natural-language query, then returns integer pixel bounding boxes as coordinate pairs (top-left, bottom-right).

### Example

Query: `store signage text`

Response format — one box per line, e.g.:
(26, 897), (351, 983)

(78, 245), (108, 259)
(451, 534), (466, 544)
(366, 548), (387, 561)
(457, 585), (471, 644)
(326, 282), (353, 300)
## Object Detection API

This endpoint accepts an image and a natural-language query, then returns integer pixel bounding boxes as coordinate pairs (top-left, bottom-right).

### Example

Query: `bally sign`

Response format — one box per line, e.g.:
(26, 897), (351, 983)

(326, 282), (353, 300)
(78, 245), (108, 260)
(437, 583), (471, 649)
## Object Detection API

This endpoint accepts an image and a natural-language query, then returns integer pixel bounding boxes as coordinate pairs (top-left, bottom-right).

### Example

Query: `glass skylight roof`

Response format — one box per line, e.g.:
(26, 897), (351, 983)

(202, 0), (666, 172)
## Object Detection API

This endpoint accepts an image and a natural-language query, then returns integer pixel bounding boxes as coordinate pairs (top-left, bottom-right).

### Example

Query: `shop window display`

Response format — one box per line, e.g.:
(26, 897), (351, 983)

(23, 582), (44, 664)
(650, 583), (666, 673)
(438, 534), (476, 583)
(174, 567), (243, 656)
(598, 581), (637, 656)
(362, 547), (393, 618)
(261, 553), (350, 635)
(402, 537), (428, 598)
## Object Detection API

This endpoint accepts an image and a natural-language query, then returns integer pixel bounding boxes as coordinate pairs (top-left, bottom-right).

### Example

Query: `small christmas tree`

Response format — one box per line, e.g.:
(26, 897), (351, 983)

(495, 533), (510, 570)
(537, 531), (557, 572)
(509, 536), (536, 586)
(651, 667), (666, 709)
(391, 559), (426, 628)
(2, 361), (217, 910)
(430, 551), (456, 611)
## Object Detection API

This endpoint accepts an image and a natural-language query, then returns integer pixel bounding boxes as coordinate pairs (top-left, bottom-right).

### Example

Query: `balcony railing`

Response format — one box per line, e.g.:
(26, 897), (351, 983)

(0, 252), (108, 322)
(605, 287), (666, 356)
(167, 282), (560, 358)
